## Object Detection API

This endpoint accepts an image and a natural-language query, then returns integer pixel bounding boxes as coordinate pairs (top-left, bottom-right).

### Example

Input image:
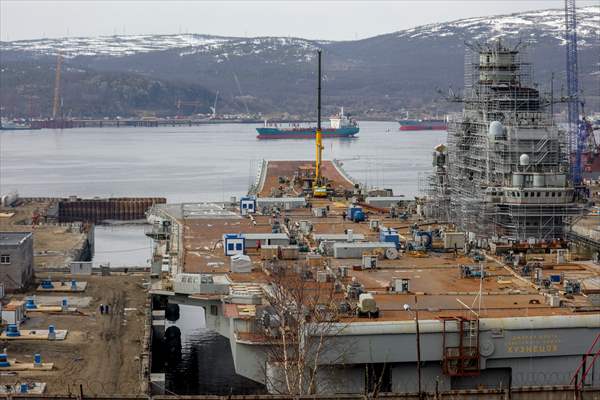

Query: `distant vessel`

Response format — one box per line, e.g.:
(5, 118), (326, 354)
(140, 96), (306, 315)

(398, 118), (447, 131)
(256, 108), (359, 139)
(0, 119), (40, 131)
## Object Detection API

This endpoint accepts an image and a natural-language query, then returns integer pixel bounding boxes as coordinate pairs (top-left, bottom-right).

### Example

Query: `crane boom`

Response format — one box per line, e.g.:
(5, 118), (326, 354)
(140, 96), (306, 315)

(313, 49), (327, 197)
(52, 52), (63, 120)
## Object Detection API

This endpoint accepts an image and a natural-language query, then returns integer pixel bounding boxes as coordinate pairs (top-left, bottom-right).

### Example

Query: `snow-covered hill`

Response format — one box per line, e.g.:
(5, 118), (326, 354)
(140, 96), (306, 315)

(1, 6), (598, 118)
(1, 6), (597, 58)
(395, 6), (599, 46)
(1, 34), (234, 57)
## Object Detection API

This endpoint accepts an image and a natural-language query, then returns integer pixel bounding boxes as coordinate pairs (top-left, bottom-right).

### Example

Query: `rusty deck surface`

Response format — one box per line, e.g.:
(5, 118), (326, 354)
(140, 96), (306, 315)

(258, 160), (354, 197)
(159, 160), (600, 323)
(174, 206), (599, 321)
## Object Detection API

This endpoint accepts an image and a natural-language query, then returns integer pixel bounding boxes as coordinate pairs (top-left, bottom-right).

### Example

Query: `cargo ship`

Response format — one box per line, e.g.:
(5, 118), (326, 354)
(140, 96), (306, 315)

(256, 108), (358, 139)
(398, 118), (447, 131)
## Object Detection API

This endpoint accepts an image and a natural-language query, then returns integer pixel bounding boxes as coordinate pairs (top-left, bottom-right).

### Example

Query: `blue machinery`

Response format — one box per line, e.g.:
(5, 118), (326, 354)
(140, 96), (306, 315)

(347, 205), (365, 222)
(414, 230), (432, 250)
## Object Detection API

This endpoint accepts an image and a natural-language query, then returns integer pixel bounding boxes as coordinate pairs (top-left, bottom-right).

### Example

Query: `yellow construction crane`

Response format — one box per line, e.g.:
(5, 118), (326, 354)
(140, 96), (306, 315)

(313, 49), (327, 198)
(52, 52), (62, 119)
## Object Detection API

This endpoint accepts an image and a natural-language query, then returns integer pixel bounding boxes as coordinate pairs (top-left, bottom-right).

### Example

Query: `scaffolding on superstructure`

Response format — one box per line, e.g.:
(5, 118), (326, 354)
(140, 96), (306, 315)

(430, 40), (580, 242)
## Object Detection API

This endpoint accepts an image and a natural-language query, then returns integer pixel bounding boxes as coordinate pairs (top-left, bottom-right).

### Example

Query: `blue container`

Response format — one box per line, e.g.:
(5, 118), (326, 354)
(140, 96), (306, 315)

(34, 354), (41, 364)
(20, 383), (28, 393)
(6, 324), (20, 337)
(380, 228), (400, 249)
(352, 210), (365, 222)
(347, 206), (363, 221)
(48, 325), (55, 334)
(41, 279), (54, 289)
(25, 298), (37, 309)
(0, 353), (10, 367)
(550, 274), (562, 283)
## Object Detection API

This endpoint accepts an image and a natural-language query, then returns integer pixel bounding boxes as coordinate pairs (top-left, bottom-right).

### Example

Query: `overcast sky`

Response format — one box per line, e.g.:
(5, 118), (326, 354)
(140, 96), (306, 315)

(1, 0), (598, 42)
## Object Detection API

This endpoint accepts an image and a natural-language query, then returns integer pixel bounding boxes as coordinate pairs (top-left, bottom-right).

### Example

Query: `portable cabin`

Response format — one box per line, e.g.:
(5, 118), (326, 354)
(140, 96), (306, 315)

(243, 233), (290, 249)
(239, 196), (256, 216)
(223, 234), (245, 256)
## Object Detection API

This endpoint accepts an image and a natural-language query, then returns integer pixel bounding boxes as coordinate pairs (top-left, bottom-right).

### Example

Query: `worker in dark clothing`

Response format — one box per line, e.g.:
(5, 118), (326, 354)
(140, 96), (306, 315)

(99, 304), (104, 315)
(341, 211), (347, 220)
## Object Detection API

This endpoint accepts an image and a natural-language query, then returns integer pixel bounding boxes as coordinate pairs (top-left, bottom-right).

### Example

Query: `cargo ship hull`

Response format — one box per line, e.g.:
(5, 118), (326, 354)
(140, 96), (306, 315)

(399, 124), (447, 131)
(256, 126), (359, 139)
(398, 119), (447, 131)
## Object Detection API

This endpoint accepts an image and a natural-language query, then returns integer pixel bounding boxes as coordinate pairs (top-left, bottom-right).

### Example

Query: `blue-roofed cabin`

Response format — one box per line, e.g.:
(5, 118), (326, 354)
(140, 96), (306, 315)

(240, 196), (256, 216)
(223, 234), (245, 256)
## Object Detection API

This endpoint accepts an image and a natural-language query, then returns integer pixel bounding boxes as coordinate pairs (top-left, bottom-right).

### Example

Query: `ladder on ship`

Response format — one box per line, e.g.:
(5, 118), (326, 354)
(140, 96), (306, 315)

(570, 332), (600, 390)
(440, 316), (481, 376)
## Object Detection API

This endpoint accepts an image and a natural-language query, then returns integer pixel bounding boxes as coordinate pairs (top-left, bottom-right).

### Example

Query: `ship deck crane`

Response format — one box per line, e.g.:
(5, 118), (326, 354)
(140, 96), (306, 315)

(313, 50), (327, 198)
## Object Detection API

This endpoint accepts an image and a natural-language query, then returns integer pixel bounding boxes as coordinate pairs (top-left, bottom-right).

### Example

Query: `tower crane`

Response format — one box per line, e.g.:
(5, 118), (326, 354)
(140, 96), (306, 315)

(210, 91), (219, 119)
(313, 49), (327, 198)
(52, 52), (63, 119)
(565, 0), (590, 186)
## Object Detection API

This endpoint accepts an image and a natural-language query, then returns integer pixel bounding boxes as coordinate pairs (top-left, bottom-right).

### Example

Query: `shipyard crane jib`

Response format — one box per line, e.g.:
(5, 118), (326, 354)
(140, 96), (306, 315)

(313, 49), (327, 198)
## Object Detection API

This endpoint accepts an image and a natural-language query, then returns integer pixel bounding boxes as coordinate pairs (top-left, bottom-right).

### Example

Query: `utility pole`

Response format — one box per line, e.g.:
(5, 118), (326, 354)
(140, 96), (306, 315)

(404, 299), (422, 399)
(415, 295), (422, 399)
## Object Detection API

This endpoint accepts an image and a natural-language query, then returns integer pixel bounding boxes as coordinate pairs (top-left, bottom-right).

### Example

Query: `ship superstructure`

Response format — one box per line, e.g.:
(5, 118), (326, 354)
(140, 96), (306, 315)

(430, 40), (580, 241)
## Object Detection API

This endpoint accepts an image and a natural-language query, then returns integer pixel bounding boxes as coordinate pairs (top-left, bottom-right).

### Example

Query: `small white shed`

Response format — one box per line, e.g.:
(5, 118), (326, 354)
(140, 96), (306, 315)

(230, 254), (252, 273)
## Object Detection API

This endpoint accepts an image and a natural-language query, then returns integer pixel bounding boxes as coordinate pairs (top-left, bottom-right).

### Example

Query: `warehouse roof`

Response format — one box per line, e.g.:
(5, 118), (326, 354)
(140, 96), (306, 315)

(0, 232), (32, 246)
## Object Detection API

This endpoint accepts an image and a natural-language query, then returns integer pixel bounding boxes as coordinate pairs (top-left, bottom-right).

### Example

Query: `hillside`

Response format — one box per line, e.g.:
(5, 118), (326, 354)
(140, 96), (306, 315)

(0, 61), (221, 118)
(1, 6), (598, 118)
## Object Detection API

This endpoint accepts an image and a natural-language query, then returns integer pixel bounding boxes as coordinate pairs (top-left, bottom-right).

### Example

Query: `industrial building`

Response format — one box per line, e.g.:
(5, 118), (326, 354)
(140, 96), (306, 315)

(426, 40), (580, 241)
(0, 232), (34, 291)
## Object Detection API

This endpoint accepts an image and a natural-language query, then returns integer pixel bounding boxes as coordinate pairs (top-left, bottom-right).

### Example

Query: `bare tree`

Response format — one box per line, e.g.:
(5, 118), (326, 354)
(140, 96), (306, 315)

(255, 268), (352, 395)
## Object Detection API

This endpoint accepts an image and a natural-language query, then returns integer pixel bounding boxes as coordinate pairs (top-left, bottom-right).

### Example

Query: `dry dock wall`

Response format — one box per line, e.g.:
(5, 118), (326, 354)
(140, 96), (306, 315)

(58, 197), (166, 223)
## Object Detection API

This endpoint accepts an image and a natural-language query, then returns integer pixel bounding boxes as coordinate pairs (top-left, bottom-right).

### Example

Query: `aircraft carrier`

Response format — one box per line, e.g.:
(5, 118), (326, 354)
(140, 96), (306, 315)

(145, 42), (600, 397)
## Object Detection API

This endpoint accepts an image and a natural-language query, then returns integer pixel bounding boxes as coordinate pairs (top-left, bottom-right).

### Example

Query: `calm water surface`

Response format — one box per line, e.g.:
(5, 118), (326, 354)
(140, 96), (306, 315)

(0, 122), (446, 394)
(0, 121), (445, 200)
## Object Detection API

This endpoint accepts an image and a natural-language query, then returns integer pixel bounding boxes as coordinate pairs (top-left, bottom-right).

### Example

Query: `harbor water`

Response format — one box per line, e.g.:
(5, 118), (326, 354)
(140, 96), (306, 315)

(0, 121), (445, 201)
(0, 121), (445, 394)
